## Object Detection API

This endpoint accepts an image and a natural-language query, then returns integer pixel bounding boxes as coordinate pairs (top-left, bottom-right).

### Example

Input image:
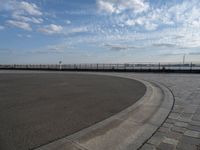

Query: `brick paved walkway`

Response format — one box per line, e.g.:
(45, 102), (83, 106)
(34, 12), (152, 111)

(116, 73), (200, 150)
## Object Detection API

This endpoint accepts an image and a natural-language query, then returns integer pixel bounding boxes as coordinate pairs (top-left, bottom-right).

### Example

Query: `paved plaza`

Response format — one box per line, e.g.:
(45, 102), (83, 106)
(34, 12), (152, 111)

(114, 73), (200, 150)
(0, 71), (200, 150)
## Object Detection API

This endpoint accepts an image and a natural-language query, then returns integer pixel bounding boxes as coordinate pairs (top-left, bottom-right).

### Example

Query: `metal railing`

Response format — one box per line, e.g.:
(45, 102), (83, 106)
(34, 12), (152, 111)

(0, 63), (200, 73)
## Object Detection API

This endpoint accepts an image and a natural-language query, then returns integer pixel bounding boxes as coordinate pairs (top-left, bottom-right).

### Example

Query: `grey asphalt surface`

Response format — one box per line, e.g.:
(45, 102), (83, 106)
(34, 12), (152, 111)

(0, 73), (146, 150)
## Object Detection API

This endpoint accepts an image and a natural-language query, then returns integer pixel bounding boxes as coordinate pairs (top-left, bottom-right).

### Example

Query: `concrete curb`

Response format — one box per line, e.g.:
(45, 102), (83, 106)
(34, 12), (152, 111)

(35, 73), (174, 150)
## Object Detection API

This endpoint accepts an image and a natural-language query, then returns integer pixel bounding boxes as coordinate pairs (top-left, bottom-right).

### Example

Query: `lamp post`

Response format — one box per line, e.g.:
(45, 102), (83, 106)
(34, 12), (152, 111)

(183, 54), (186, 65)
(59, 61), (62, 70)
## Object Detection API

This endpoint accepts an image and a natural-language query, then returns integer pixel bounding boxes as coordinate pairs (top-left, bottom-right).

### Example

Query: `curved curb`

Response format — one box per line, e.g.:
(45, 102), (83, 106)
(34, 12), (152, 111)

(35, 73), (174, 150)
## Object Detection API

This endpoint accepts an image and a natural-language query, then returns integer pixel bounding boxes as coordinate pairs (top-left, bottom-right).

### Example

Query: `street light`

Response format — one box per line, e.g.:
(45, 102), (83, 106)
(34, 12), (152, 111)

(59, 61), (62, 70)
(183, 54), (186, 65)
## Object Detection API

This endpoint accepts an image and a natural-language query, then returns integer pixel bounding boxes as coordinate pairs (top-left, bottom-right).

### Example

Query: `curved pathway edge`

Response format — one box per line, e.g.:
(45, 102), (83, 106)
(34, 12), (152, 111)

(35, 73), (174, 150)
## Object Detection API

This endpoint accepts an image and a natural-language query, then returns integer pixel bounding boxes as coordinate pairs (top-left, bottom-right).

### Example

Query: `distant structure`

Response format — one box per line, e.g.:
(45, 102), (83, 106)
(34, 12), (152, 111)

(183, 54), (186, 65)
(59, 61), (62, 70)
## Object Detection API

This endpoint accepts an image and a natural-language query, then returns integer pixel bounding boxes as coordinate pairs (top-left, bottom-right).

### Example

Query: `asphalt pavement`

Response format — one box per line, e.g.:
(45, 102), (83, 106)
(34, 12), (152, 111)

(0, 73), (146, 150)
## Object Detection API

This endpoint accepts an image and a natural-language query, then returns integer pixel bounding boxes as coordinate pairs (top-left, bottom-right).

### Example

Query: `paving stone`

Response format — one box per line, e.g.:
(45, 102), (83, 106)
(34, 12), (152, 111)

(157, 142), (175, 150)
(196, 108), (200, 114)
(179, 135), (200, 145)
(181, 113), (194, 118)
(174, 96), (181, 100)
(147, 132), (165, 146)
(193, 114), (200, 121)
(174, 99), (185, 106)
(197, 144), (200, 150)
(162, 123), (173, 128)
(176, 136), (200, 150)
(174, 122), (188, 128)
(189, 95), (200, 105)
(168, 113), (180, 120)
(171, 126), (187, 134)
(177, 116), (192, 123)
(172, 105), (184, 113)
(191, 100), (200, 105)
(175, 98), (190, 105)
(165, 118), (176, 124)
(140, 143), (156, 150)
(184, 130), (200, 138)
(183, 105), (198, 114)
(158, 127), (170, 134)
(187, 124), (200, 132)
(165, 131), (182, 140)
(190, 120), (200, 126)
(177, 142), (197, 150)
(162, 137), (178, 146)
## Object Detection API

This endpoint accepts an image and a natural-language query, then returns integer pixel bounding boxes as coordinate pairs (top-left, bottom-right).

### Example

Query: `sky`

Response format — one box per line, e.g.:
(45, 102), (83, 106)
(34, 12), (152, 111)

(0, 0), (200, 64)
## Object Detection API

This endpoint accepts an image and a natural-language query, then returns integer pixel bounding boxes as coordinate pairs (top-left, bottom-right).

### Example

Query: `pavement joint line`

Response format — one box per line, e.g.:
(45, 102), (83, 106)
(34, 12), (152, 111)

(66, 138), (90, 150)
(34, 72), (174, 150)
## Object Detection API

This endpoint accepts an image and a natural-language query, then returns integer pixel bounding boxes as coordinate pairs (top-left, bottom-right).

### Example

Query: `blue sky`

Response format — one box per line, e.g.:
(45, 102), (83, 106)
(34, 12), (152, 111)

(0, 0), (200, 64)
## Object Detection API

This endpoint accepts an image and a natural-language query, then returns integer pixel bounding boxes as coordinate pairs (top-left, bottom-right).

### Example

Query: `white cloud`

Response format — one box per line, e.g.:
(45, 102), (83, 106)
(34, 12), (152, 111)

(125, 17), (158, 30)
(125, 17), (146, 26)
(151, 0), (200, 29)
(97, 1), (117, 14)
(7, 20), (32, 31)
(66, 24), (200, 58)
(144, 22), (158, 31)
(38, 24), (89, 36)
(104, 43), (139, 51)
(125, 19), (136, 26)
(152, 43), (177, 48)
(62, 26), (89, 36)
(19, 1), (42, 16)
(1, 1), (43, 31)
(97, 0), (200, 31)
(190, 20), (200, 28)
(0, 1), (42, 16)
(118, 0), (149, 13)
(17, 34), (32, 38)
(97, 0), (149, 14)
(12, 12), (43, 24)
(69, 27), (88, 34)
(38, 24), (63, 34)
